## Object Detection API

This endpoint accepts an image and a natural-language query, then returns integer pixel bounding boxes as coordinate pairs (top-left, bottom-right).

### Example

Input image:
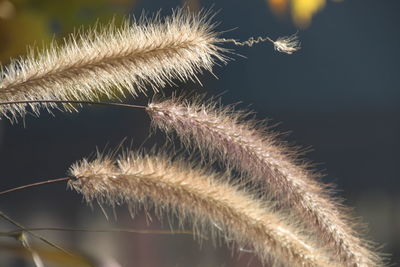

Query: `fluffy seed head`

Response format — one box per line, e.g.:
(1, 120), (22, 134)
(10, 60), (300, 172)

(146, 96), (382, 267)
(0, 9), (227, 119)
(68, 150), (336, 267)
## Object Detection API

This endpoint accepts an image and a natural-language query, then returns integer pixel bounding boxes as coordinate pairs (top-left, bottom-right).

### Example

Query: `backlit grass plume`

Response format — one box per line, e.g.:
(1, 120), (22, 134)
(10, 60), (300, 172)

(0, 8), (301, 120)
(146, 96), (381, 267)
(0, 9), (226, 119)
(68, 151), (336, 267)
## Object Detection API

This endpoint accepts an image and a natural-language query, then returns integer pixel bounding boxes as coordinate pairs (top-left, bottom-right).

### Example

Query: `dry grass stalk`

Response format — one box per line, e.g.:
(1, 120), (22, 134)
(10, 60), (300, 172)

(68, 151), (336, 267)
(146, 97), (381, 267)
(0, 9), (227, 119)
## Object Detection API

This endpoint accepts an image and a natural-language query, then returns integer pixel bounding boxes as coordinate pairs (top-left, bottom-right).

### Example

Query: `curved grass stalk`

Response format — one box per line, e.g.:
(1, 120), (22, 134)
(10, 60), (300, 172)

(68, 151), (336, 267)
(146, 96), (381, 267)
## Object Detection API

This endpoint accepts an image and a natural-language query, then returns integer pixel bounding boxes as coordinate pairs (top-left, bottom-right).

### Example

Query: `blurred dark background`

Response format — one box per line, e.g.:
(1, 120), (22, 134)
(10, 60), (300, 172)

(0, 0), (399, 266)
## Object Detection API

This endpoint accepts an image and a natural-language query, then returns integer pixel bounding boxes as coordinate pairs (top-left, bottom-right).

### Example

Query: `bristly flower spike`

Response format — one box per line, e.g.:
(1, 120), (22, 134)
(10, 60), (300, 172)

(0, 8), (300, 120)
(146, 96), (382, 267)
(69, 150), (337, 267)
(0, 9), (227, 120)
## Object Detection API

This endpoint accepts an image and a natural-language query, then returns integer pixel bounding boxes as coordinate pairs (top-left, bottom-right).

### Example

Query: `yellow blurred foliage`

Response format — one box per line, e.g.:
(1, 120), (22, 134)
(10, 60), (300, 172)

(0, 0), (134, 63)
(0, 8), (51, 63)
(0, 0), (15, 19)
(268, 0), (288, 15)
(0, 242), (93, 267)
(268, 0), (337, 28)
(292, 0), (325, 27)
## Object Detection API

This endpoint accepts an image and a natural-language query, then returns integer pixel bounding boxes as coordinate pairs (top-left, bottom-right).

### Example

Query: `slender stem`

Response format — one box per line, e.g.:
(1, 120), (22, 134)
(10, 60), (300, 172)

(0, 100), (146, 110)
(2, 227), (205, 239)
(0, 211), (71, 256)
(0, 177), (70, 196)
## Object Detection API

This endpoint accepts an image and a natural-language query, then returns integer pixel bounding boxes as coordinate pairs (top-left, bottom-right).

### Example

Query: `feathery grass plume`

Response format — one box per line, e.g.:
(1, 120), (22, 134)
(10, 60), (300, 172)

(0, 7), (301, 120)
(146, 96), (382, 267)
(68, 151), (336, 267)
(0, 9), (227, 119)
